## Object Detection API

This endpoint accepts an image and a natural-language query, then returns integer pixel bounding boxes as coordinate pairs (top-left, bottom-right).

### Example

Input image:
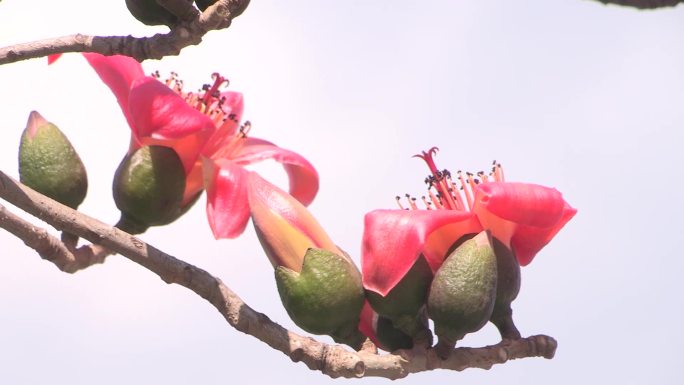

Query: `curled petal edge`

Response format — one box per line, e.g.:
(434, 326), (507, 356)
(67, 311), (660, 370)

(233, 138), (319, 206)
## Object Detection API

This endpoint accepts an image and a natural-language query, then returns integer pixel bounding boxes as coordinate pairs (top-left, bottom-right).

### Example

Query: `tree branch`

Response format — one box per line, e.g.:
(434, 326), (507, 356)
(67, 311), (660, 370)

(0, 0), (250, 65)
(592, 0), (682, 8)
(0, 169), (556, 378)
(0, 203), (111, 273)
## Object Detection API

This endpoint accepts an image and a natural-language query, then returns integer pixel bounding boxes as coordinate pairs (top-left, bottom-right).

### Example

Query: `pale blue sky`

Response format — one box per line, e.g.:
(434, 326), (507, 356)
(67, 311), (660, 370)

(1, 1), (683, 384)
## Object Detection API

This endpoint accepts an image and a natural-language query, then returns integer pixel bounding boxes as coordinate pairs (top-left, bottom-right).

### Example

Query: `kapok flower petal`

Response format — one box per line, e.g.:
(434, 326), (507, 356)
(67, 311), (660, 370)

(473, 181), (575, 265)
(362, 209), (481, 297)
(129, 77), (216, 140)
(247, 172), (339, 271)
(182, 162), (205, 206)
(129, 77), (217, 171)
(511, 202), (577, 266)
(204, 158), (251, 239)
(233, 138), (319, 206)
(47, 54), (62, 64)
(82, 53), (145, 131)
(358, 301), (381, 347)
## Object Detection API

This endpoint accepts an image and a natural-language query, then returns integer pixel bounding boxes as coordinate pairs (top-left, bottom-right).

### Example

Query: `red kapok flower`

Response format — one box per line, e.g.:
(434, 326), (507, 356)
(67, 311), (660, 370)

(362, 147), (576, 297)
(53, 53), (318, 238)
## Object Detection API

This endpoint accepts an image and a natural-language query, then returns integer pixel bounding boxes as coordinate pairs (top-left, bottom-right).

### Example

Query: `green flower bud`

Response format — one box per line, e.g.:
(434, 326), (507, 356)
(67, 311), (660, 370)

(275, 248), (365, 348)
(112, 145), (186, 234)
(428, 231), (498, 359)
(19, 111), (88, 209)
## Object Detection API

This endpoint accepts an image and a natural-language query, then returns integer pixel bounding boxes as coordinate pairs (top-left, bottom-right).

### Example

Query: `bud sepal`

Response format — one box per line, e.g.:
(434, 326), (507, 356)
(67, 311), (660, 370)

(428, 231), (498, 358)
(112, 145), (186, 234)
(19, 111), (88, 209)
(275, 248), (365, 348)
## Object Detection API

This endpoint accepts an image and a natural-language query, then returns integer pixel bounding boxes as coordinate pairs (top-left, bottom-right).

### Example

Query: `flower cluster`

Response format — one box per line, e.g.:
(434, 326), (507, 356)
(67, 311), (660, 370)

(363, 147), (575, 296)
(247, 145), (575, 353)
(53, 53), (318, 238)
(45, 54), (576, 355)
(359, 147), (575, 352)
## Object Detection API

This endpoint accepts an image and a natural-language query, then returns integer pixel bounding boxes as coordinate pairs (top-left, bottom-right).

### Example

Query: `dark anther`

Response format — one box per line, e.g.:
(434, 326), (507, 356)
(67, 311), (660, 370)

(202, 84), (211, 91)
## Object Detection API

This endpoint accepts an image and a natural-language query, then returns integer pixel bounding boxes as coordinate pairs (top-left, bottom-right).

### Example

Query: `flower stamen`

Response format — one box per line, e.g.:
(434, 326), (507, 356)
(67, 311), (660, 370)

(395, 196), (407, 210)
(403, 148), (505, 213)
(154, 71), (234, 124)
(211, 121), (252, 160)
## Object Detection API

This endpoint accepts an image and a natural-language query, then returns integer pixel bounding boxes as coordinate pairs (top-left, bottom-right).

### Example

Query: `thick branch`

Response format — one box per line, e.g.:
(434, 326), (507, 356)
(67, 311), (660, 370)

(0, 0), (250, 65)
(0, 169), (555, 378)
(592, 0), (682, 8)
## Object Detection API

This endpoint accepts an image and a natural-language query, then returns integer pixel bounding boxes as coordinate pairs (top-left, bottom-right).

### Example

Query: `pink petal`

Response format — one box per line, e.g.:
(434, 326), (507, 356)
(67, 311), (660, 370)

(358, 301), (381, 347)
(204, 158), (250, 239)
(512, 202), (577, 266)
(129, 77), (216, 139)
(247, 172), (341, 270)
(47, 54), (62, 64)
(232, 138), (319, 206)
(24, 111), (49, 140)
(129, 77), (217, 172)
(475, 182), (566, 227)
(182, 162), (205, 205)
(362, 209), (481, 297)
(473, 182), (575, 265)
(82, 53), (145, 131)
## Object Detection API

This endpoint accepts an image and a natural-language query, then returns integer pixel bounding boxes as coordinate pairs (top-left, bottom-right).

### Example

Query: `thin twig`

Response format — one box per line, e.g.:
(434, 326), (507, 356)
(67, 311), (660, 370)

(0, 203), (112, 273)
(0, 169), (556, 378)
(0, 0), (250, 65)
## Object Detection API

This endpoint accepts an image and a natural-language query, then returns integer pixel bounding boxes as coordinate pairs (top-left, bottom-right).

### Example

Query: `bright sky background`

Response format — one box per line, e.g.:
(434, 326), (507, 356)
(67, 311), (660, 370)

(1, 1), (683, 384)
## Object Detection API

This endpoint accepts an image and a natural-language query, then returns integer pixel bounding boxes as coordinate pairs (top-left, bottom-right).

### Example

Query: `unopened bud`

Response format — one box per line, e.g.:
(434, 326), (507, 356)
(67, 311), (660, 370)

(428, 230), (498, 359)
(19, 111), (88, 209)
(113, 145), (186, 234)
(275, 248), (365, 348)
